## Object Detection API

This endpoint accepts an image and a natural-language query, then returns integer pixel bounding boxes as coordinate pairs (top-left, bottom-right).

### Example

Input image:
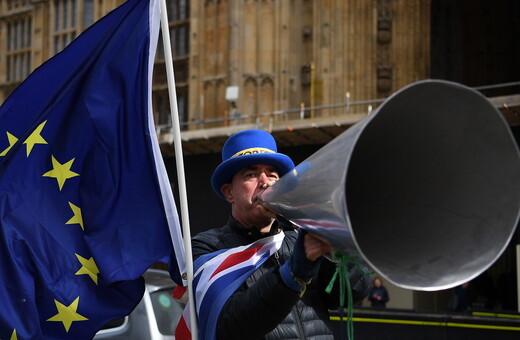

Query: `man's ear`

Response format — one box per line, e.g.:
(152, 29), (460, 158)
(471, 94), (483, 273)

(221, 183), (233, 203)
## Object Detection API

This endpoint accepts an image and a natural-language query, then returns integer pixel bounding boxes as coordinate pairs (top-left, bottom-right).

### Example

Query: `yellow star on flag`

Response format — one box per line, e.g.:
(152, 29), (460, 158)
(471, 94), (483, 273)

(23, 120), (48, 156)
(46, 297), (88, 332)
(10, 329), (17, 340)
(75, 254), (99, 285)
(42, 155), (79, 190)
(66, 202), (84, 230)
(0, 132), (18, 156)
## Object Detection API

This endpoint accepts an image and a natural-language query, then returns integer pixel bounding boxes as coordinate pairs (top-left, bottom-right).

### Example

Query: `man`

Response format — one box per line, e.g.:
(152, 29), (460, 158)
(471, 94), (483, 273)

(192, 129), (370, 339)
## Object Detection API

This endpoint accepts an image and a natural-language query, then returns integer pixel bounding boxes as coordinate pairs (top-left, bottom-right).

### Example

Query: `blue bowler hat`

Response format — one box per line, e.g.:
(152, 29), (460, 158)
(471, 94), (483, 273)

(211, 129), (295, 199)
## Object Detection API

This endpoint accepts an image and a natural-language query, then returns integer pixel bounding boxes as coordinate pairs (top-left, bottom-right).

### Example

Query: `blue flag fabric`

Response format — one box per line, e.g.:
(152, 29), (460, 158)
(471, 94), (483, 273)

(0, 0), (185, 338)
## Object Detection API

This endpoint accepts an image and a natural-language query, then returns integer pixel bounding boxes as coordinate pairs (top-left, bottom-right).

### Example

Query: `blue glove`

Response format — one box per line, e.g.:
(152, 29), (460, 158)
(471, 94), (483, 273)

(280, 230), (322, 295)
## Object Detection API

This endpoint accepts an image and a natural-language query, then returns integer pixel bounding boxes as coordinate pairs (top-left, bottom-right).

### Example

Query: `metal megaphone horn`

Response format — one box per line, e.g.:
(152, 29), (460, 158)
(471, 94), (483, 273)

(258, 79), (520, 291)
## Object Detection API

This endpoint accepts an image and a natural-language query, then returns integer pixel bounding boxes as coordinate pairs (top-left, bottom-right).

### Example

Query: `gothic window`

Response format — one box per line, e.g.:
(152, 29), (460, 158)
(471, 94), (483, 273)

(154, 91), (171, 127)
(154, 0), (190, 128)
(244, 78), (258, 118)
(169, 0), (190, 58)
(176, 87), (187, 129)
(259, 78), (274, 116)
(6, 16), (32, 83)
(52, 0), (94, 55)
(6, 0), (30, 10)
(205, 82), (216, 120)
(216, 80), (227, 120)
(153, 88), (188, 130)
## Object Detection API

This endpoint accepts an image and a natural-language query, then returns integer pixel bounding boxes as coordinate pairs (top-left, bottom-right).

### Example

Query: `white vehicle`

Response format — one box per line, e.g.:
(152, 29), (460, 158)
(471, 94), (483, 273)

(94, 269), (184, 340)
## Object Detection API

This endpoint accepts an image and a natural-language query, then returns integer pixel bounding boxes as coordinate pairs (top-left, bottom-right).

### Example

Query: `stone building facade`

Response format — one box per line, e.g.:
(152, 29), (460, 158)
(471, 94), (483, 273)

(186, 0), (430, 128)
(1, 0), (432, 130)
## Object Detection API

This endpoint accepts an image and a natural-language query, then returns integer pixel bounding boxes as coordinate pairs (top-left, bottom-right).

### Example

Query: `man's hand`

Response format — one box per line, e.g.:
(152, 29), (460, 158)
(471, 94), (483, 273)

(279, 230), (333, 295)
(303, 233), (333, 261)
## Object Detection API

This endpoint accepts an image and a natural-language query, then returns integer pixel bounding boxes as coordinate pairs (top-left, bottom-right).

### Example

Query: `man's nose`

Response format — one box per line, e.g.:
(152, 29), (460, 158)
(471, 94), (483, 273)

(258, 172), (271, 188)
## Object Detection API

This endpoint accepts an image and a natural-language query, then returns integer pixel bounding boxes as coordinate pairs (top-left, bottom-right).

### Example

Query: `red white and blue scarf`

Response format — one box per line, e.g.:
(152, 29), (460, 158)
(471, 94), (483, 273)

(175, 231), (285, 340)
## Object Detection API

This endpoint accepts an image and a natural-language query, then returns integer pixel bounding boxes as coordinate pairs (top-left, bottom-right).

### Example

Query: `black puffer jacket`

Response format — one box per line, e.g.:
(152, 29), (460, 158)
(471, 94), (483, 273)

(192, 217), (371, 340)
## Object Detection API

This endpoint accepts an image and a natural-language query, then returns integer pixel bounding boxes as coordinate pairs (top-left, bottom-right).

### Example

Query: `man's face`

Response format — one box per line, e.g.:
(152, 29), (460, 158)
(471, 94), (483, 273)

(221, 164), (280, 228)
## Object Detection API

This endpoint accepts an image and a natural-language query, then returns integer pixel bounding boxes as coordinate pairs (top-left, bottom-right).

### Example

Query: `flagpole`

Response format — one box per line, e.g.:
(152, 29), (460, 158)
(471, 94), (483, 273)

(158, 0), (197, 339)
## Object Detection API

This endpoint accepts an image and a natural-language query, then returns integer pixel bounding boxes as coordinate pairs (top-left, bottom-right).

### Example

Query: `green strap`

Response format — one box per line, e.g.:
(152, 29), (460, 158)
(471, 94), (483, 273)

(325, 251), (372, 340)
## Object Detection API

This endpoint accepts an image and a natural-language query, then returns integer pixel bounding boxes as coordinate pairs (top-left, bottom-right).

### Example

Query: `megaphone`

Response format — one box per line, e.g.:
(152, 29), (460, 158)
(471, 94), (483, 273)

(259, 80), (520, 291)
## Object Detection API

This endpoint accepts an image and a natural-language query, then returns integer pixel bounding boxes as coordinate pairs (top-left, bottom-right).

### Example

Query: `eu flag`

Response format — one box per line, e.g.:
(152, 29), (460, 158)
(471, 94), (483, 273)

(0, 0), (185, 338)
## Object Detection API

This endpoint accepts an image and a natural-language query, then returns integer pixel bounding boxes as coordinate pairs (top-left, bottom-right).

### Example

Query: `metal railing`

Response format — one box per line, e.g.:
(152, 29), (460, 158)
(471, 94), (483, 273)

(156, 96), (385, 135)
(156, 81), (520, 135)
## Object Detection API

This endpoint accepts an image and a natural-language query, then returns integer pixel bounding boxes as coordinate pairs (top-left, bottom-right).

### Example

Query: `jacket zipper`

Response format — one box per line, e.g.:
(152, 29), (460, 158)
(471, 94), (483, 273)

(274, 251), (281, 265)
(274, 251), (307, 340)
(292, 305), (306, 340)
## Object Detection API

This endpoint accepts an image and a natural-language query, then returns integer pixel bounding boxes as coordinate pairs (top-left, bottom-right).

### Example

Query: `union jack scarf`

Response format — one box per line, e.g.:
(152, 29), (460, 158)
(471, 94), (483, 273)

(174, 231), (285, 340)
